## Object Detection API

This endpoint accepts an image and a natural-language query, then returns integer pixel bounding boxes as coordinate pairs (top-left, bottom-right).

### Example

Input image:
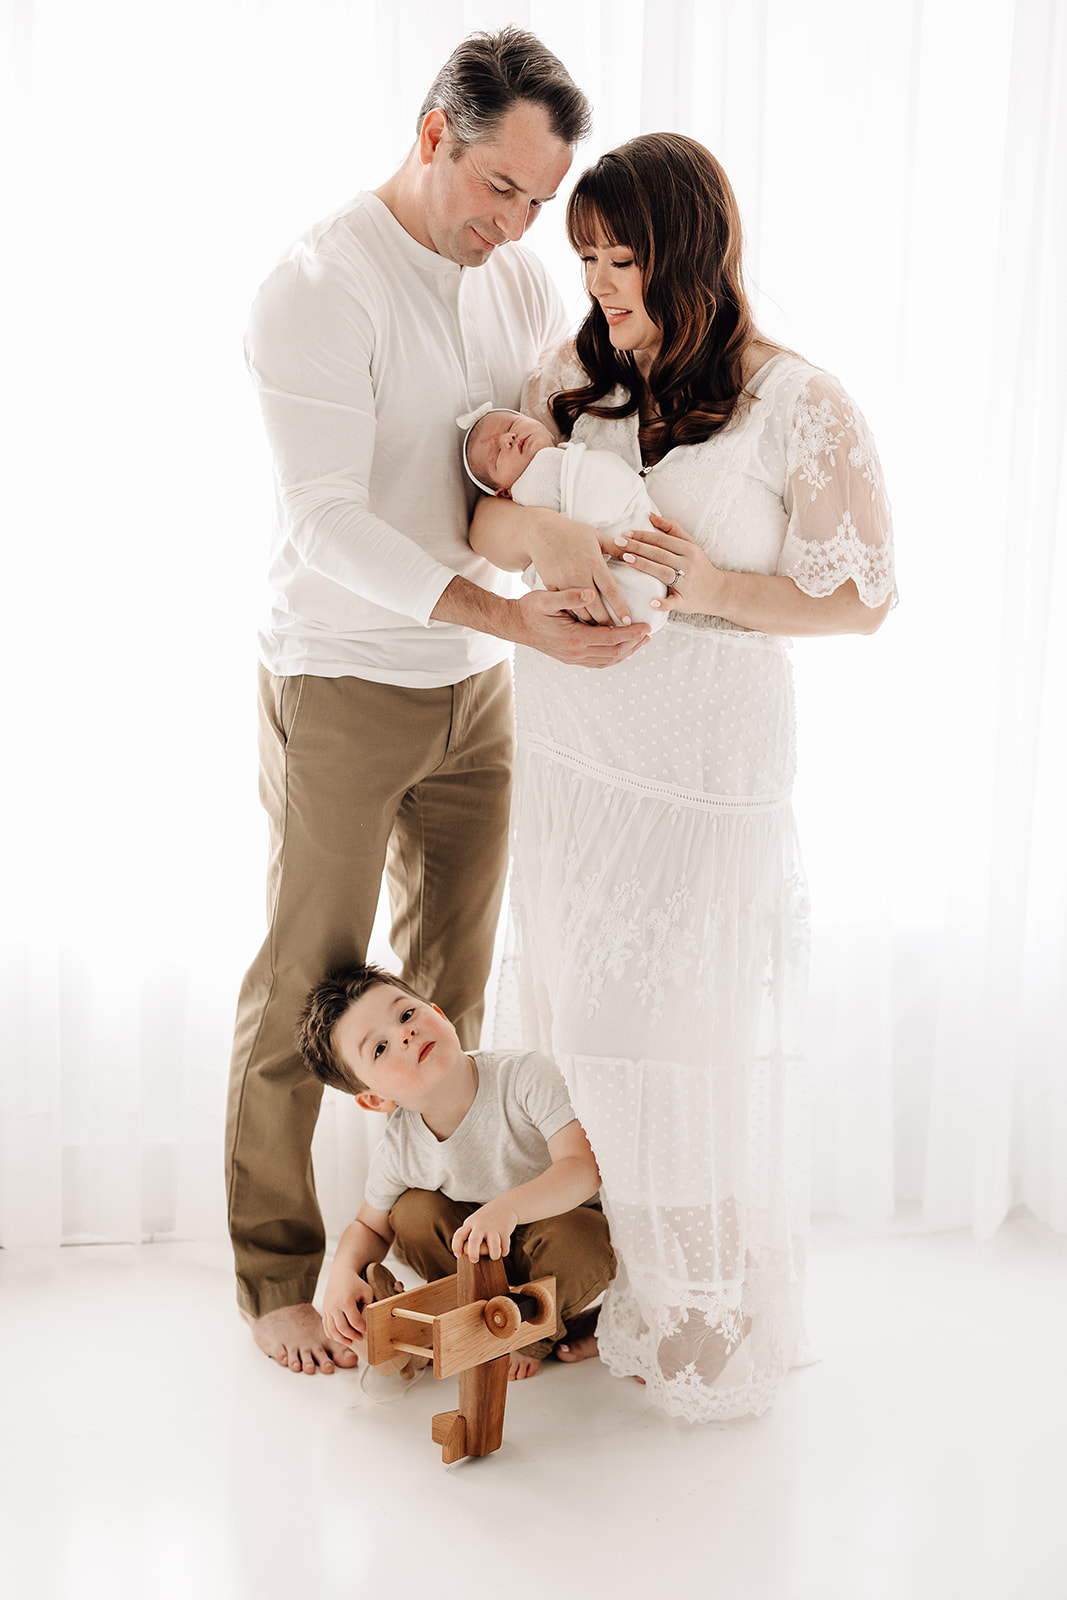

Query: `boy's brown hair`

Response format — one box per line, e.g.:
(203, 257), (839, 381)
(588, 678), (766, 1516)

(298, 962), (426, 1095)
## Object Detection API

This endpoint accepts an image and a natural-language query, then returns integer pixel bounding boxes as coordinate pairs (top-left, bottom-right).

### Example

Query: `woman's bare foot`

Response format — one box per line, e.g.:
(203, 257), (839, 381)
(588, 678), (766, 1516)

(508, 1352), (542, 1380)
(241, 1304), (359, 1375)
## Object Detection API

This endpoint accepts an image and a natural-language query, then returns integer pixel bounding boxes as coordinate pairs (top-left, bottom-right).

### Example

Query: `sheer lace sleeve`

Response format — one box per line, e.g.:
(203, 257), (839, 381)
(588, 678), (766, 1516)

(778, 371), (896, 608)
(520, 341), (586, 438)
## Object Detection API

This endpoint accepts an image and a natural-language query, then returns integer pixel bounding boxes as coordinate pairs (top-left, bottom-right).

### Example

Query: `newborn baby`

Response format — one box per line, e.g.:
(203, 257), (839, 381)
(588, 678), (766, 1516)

(461, 407), (668, 630)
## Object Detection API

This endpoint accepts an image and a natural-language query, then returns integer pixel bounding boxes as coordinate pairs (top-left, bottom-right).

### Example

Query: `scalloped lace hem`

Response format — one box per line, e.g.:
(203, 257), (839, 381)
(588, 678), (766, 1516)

(597, 1320), (794, 1422)
(783, 523), (897, 609)
(594, 1271), (808, 1422)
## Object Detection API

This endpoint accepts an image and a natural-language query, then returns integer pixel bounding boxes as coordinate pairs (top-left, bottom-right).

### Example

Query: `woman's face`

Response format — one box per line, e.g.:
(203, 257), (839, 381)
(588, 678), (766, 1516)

(580, 238), (661, 372)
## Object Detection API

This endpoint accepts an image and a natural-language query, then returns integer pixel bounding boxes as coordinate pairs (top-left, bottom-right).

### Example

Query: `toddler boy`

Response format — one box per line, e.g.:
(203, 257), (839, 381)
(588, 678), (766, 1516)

(299, 963), (614, 1380)
(460, 405), (670, 630)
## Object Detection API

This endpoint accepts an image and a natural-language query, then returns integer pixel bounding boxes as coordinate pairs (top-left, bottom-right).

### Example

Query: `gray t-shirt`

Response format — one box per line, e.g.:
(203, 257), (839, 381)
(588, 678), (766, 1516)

(363, 1049), (577, 1211)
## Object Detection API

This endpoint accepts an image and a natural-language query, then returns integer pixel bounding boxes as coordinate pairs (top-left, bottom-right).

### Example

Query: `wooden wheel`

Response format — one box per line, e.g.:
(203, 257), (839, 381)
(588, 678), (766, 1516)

(483, 1295), (522, 1339)
(510, 1280), (554, 1326)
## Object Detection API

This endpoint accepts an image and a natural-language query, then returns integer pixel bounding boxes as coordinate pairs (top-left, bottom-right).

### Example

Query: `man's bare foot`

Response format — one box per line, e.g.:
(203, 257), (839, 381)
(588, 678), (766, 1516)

(508, 1351), (542, 1380)
(241, 1303), (359, 1375)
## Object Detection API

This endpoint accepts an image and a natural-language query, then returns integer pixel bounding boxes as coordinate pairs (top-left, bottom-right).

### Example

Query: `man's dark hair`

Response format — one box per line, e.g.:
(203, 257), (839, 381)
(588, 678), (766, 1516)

(298, 962), (426, 1095)
(417, 26), (591, 155)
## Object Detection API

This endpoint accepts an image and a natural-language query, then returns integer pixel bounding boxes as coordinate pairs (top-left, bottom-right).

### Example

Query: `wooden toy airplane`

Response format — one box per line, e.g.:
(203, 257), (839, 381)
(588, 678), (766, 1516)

(363, 1249), (556, 1463)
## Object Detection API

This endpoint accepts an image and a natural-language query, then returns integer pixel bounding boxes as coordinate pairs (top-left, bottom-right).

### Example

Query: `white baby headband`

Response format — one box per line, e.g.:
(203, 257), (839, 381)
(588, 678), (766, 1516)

(456, 402), (522, 495)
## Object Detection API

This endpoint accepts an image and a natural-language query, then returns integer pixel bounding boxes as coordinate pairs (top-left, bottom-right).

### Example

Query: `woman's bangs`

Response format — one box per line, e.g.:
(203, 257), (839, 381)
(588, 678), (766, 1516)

(566, 188), (636, 257)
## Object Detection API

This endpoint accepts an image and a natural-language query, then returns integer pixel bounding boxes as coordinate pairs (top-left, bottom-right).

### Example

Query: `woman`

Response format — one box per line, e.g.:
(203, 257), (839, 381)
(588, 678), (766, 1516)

(471, 133), (895, 1421)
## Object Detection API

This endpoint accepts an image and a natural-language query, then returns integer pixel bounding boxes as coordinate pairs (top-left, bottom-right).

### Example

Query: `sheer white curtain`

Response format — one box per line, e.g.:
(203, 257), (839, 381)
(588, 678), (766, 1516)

(2, 0), (1063, 1249)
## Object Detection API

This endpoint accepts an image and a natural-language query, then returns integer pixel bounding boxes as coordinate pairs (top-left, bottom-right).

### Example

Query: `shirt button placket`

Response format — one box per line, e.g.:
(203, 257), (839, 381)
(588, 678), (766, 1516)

(459, 277), (492, 412)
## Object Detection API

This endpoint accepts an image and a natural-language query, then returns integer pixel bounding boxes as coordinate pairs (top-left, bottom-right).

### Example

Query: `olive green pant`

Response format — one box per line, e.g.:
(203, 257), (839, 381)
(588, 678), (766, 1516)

(226, 661), (514, 1318)
(390, 1189), (617, 1360)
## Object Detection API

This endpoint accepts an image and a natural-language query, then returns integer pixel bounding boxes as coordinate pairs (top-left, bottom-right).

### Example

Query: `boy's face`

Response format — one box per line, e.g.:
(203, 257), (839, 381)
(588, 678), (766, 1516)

(468, 410), (554, 494)
(332, 984), (464, 1113)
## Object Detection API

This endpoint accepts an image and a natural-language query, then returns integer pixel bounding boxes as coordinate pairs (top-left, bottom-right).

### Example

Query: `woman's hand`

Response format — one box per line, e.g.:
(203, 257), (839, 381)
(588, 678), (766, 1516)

(614, 513), (891, 636)
(613, 513), (724, 617)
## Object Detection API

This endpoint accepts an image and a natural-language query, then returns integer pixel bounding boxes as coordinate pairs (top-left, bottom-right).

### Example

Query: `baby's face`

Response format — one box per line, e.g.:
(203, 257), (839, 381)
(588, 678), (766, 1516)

(468, 410), (554, 494)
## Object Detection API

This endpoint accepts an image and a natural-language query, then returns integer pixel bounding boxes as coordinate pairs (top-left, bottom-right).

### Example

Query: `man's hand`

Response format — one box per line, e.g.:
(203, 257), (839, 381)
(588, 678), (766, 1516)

(452, 1200), (520, 1262)
(431, 575), (649, 667)
(321, 1265), (374, 1348)
(513, 587), (650, 667)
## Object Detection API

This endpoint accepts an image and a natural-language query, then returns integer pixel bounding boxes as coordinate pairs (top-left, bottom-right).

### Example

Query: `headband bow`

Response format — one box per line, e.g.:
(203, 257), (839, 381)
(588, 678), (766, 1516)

(456, 402), (522, 495)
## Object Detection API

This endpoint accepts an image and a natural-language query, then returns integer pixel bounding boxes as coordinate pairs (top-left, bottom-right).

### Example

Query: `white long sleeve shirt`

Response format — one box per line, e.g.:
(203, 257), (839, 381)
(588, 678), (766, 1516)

(245, 192), (569, 686)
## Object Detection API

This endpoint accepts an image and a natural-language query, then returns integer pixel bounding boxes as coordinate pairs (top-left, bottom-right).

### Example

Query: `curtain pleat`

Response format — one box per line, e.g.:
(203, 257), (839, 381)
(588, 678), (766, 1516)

(2, 0), (1062, 1248)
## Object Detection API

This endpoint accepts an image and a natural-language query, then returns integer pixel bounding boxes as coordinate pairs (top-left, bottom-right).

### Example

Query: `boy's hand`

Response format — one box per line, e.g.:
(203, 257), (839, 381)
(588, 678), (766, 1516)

(322, 1266), (374, 1348)
(452, 1200), (520, 1263)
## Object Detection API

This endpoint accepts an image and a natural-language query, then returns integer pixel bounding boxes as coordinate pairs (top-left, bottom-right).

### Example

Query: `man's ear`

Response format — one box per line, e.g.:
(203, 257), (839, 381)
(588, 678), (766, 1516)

(494, 488), (513, 499)
(355, 1090), (396, 1115)
(418, 109), (448, 166)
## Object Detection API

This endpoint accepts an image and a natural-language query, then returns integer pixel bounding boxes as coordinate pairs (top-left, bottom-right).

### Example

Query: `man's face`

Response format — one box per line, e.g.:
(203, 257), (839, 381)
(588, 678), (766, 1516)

(419, 100), (574, 268)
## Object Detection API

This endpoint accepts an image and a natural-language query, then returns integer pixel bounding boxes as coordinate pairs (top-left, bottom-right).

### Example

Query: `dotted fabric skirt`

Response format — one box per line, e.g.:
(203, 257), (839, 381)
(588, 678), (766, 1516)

(496, 626), (812, 1421)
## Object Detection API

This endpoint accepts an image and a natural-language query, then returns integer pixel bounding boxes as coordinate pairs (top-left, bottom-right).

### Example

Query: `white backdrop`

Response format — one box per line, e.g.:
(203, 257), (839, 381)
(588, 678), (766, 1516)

(2, 0), (1064, 1249)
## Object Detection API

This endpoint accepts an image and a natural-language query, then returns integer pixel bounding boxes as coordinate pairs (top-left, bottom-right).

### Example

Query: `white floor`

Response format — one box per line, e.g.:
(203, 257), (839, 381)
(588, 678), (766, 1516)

(2, 1215), (1065, 1600)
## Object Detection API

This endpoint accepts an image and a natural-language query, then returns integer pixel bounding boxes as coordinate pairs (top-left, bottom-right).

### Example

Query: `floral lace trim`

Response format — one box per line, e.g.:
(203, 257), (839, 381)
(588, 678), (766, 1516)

(596, 1274), (801, 1422)
(637, 876), (700, 1020)
(787, 394), (846, 496)
(562, 859), (701, 1023)
(786, 386), (887, 504)
(555, 862), (803, 1028)
(847, 413), (885, 497)
(782, 520), (897, 607)
(598, 1333), (788, 1421)
(666, 613), (778, 638)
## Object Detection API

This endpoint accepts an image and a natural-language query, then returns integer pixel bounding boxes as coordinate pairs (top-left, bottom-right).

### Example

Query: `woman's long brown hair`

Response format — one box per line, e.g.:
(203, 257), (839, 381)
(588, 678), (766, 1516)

(551, 133), (760, 467)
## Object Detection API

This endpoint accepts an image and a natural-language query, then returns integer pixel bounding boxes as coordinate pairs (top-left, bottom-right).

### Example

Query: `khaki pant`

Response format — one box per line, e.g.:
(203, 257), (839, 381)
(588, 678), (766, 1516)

(391, 1189), (616, 1359)
(226, 662), (514, 1318)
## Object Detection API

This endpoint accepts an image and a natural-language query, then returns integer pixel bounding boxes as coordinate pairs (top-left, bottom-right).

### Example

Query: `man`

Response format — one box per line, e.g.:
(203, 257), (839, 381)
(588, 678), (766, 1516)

(227, 28), (646, 1375)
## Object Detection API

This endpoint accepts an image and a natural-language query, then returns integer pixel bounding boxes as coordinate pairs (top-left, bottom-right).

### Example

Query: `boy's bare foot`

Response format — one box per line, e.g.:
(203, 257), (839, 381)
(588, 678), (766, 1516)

(508, 1351), (542, 1380)
(555, 1331), (599, 1362)
(555, 1303), (602, 1363)
(241, 1304), (359, 1375)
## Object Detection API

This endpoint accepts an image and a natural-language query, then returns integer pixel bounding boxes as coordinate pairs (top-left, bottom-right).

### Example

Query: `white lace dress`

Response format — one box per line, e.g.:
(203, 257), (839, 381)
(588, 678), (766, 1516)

(497, 347), (895, 1421)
